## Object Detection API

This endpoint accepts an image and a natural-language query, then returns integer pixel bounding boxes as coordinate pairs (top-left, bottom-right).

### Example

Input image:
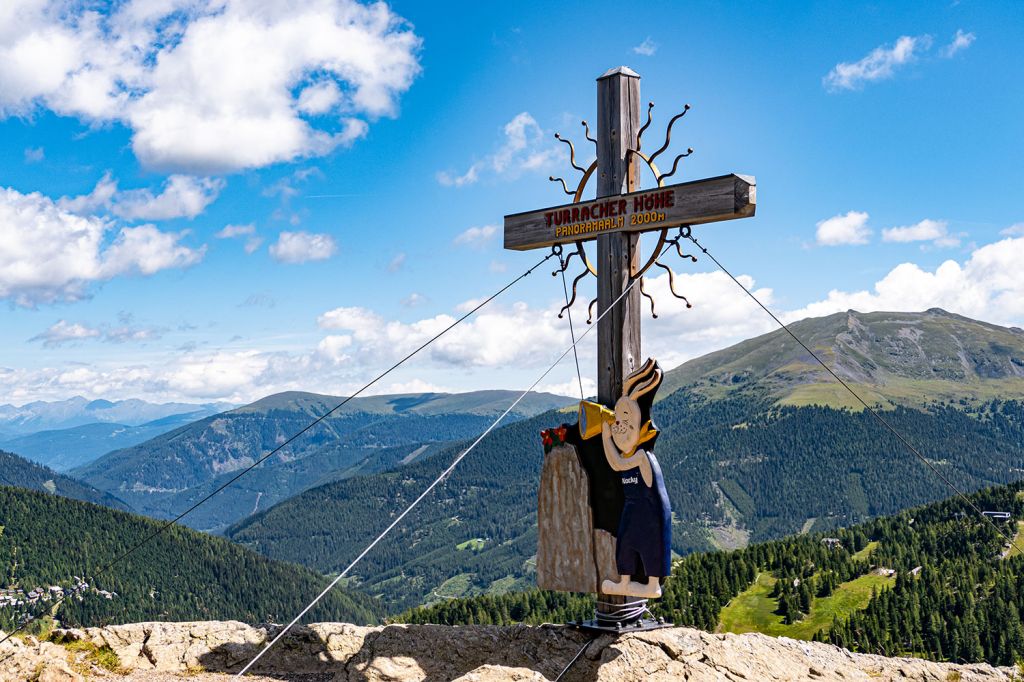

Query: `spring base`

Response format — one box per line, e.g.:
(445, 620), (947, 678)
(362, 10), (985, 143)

(570, 617), (674, 635)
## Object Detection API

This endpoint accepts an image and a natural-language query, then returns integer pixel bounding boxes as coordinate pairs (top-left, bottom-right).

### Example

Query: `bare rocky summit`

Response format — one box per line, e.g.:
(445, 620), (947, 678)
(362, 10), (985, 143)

(1, 621), (1014, 681)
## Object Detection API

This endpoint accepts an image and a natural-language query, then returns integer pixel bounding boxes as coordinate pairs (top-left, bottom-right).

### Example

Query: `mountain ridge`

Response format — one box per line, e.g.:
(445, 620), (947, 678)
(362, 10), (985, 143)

(74, 389), (575, 532)
(660, 308), (1024, 408)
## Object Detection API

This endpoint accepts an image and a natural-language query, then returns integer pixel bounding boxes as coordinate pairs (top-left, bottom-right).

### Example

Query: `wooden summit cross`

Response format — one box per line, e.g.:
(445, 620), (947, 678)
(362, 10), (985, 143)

(503, 67), (755, 628)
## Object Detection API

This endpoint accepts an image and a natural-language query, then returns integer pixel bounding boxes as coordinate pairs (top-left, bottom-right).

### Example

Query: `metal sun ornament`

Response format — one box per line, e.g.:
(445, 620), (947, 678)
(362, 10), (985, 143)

(548, 101), (700, 323)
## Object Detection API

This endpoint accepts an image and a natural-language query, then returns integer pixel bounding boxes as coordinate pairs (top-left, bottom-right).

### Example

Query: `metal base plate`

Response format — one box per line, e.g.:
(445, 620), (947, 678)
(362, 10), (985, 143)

(571, 617), (674, 635)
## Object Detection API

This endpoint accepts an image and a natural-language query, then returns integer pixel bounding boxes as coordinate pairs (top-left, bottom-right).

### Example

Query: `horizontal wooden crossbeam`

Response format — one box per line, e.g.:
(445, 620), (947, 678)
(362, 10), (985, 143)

(503, 173), (755, 251)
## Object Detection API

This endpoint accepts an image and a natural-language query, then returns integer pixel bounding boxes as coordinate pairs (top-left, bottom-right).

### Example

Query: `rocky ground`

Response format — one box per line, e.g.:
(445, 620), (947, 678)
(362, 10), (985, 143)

(0, 621), (1015, 681)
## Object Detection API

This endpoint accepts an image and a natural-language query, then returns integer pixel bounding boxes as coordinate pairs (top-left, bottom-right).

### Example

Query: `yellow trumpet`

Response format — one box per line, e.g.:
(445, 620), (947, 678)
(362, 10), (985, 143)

(579, 400), (614, 440)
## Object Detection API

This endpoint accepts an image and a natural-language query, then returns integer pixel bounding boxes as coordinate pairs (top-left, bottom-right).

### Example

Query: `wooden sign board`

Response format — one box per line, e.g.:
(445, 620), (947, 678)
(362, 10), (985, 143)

(503, 173), (755, 251)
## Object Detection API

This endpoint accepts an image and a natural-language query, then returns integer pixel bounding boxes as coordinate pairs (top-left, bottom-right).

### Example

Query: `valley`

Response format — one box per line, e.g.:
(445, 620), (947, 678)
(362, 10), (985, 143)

(2, 308), (1024, 667)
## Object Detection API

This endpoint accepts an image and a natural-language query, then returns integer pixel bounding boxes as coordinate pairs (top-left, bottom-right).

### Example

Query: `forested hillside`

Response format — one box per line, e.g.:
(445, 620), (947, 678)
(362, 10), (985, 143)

(401, 481), (1024, 666)
(75, 389), (572, 532)
(660, 308), (1024, 408)
(0, 485), (380, 631)
(0, 450), (129, 510)
(229, 394), (1024, 612)
(0, 412), (218, 471)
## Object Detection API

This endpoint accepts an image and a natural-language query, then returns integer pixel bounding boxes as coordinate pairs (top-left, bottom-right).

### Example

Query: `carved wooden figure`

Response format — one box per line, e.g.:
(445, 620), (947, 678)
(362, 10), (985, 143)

(592, 359), (671, 598)
(536, 359), (671, 600)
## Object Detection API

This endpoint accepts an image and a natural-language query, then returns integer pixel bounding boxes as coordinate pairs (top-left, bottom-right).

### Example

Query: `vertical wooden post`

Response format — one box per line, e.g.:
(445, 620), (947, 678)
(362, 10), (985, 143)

(595, 66), (642, 619)
(596, 66), (642, 406)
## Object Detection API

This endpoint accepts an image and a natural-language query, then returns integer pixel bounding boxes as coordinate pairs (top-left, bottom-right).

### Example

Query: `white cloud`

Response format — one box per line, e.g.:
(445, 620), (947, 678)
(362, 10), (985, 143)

(538, 377), (595, 400)
(0, 0), (421, 172)
(217, 224), (256, 239)
(824, 35), (931, 91)
(1001, 223), (1024, 237)
(0, 186), (204, 306)
(633, 37), (657, 56)
(489, 260), (507, 273)
(881, 218), (959, 247)
(9, 235), (1024, 404)
(99, 225), (206, 276)
(110, 175), (224, 220)
(31, 317), (165, 347)
(438, 112), (559, 187)
(217, 223), (263, 253)
(454, 225), (497, 249)
(269, 230), (337, 264)
(402, 292), (427, 307)
(60, 172), (224, 220)
(787, 237), (1024, 326)
(24, 146), (44, 163)
(815, 211), (871, 246)
(388, 252), (406, 272)
(386, 378), (449, 394)
(943, 29), (975, 57)
(31, 320), (101, 347)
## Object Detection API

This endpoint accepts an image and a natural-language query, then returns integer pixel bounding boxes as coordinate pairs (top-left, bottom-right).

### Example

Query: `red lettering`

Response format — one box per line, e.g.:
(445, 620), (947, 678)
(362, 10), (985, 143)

(618, 200), (626, 216)
(545, 212), (553, 227)
(571, 207), (579, 222)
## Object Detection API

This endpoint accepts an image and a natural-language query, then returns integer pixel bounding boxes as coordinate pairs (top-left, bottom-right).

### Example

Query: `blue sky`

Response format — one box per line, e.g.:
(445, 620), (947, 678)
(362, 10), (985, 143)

(0, 0), (1022, 404)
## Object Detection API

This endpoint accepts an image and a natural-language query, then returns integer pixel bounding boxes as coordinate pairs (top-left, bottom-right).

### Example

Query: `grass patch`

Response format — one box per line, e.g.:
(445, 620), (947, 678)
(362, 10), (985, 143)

(718, 571), (894, 640)
(431, 572), (475, 600)
(781, 378), (1024, 411)
(1005, 521), (1024, 559)
(456, 538), (486, 551)
(852, 541), (879, 562)
(61, 640), (125, 673)
(16, 615), (55, 640)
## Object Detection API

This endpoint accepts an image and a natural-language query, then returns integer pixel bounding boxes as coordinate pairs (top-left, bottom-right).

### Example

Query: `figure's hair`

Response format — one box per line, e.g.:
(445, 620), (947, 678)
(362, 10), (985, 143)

(623, 358), (662, 425)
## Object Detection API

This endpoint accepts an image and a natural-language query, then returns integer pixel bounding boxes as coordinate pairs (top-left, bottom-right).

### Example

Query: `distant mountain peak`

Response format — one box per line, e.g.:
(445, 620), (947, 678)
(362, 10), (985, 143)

(662, 309), (1024, 408)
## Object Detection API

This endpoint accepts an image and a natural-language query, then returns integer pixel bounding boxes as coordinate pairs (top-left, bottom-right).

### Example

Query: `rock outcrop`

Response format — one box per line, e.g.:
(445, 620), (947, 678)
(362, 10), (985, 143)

(1, 621), (1013, 681)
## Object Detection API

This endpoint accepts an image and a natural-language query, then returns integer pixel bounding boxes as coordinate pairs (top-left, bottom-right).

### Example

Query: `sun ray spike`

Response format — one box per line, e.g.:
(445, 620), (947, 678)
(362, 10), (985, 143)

(640, 277), (658, 318)
(558, 268), (589, 318)
(655, 260), (693, 308)
(648, 104), (691, 166)
(636, 101), (655, 150)
(549, 176), (574, 196)
(554, 133), (586, 174)
(586, 297), (598, 324)
(671, 240), (698, 262)
(657, 147), (694, 183)
(581, 120), (598, 152)
(552, 249), (580, 276)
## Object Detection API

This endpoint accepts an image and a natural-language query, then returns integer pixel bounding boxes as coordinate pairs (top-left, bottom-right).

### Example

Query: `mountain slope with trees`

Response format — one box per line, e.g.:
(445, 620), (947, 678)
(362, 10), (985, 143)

(74, 390), (573, 532)
(0, 485), (380, 631)
(228, 310), (1024, 612)
(660, 308), (1024, 408)
(401, 481), (1024, 666)
(0, 450), (129, 510)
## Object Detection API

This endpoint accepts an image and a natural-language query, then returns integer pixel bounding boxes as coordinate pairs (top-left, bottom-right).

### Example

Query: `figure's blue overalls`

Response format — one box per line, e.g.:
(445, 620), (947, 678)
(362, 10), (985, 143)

(615, 451), (672, 578)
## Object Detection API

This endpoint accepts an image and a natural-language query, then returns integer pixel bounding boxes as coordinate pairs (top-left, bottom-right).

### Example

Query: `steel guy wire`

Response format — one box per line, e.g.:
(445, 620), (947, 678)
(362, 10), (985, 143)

(0, 251), (556, 652)
(684, 229), (1024, 557)
(560, 264), (586, 400)
(235, 249), (657, 676)
(553, 638), (593, 682)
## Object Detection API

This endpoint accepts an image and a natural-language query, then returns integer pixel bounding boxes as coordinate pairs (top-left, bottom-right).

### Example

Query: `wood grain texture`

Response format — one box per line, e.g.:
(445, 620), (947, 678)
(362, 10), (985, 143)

(502, 174), (757, 251)
(536, 444), (599, 593)
(595, 67), (642, 409)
